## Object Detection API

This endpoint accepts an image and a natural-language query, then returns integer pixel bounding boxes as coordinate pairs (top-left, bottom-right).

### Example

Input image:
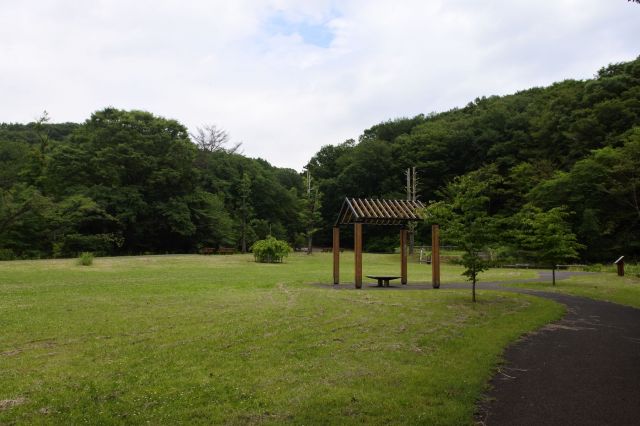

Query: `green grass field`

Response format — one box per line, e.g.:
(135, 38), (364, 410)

(1, 253), (561, 425)
(503, 270), (640, 309)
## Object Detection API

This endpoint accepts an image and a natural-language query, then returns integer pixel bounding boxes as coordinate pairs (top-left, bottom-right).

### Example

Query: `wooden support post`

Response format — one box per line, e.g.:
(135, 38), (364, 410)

(400, 228), (408, 284)
(432, 224), (440, 288)
(614, 256), (625, 277)
(333, 227), (340, 284)
(354, 223), (363, 289)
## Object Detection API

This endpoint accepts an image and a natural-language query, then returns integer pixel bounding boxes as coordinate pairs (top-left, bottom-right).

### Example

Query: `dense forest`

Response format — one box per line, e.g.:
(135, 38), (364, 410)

(1, 56), (639, 261)
(0, 109), (314, 259)
(306, 56), (640, 261)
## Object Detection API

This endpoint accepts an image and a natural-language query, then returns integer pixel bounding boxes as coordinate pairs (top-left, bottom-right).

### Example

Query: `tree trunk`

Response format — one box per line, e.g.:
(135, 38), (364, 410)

(472, 277), (476, 303)
(472, 267), (477, 302)
(307, 234), (312, 255)
(552, 265), (556, 286)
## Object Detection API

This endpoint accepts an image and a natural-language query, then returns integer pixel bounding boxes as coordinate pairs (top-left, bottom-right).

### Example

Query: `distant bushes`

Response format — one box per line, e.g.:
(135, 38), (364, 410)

(77, 252), (94, 266)
(0, 249), (16, 261)
(586, 262), (640, 277)
(364, 235), (397, 253)
(251, 237), (291, 263)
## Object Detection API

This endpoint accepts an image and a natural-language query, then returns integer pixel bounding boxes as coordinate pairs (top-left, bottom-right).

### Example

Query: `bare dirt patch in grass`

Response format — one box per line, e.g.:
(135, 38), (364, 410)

(0, 398), (27, 411)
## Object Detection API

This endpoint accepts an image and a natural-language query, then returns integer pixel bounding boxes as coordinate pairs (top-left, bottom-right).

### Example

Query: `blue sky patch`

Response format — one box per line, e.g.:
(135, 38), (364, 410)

(266, 12), (335, 48)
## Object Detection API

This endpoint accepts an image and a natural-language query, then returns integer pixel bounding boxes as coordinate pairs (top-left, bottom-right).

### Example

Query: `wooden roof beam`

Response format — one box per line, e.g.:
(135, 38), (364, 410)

(381, 199), (397, 218)
(371, 199), (388, 218)
(363, 199), (381, 218)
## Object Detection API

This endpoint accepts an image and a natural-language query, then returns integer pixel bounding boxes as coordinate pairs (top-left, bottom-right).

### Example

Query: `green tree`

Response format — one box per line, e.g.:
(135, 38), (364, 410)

(49, 194), (121, 257)
(300, 171), (323, 253)
(0, 140), (31, 190)
(0, 184), (53, 258)
(527, 127), (640, 259)
(513, 205), (583, 285)
(0, 109), (305, 258)
(47, 108), (202, 253)
(307, 56), (640, 256)
(425, 169), (500, 302)
(239, 172), (253, 253)
(185, 190), (234, 250)
(592, 128), (640, 221)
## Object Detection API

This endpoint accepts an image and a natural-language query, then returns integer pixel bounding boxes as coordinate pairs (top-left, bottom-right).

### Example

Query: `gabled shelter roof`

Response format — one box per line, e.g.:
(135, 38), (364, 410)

(335, 198), (425, 226)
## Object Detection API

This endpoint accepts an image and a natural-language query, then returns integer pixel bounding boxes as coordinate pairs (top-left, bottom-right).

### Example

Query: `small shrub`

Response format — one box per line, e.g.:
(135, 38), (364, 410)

(0, 248), (16, 261)
(624, 263), (639, 276)
(77, 252), (95, 266)
(585, 263), (604, 272)
(251, 237), (291, 263)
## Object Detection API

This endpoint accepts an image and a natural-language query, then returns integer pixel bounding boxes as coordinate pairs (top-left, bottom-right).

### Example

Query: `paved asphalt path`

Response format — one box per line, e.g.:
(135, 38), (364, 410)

(475, 274), (640, 426)
(322, 271), (640, 425)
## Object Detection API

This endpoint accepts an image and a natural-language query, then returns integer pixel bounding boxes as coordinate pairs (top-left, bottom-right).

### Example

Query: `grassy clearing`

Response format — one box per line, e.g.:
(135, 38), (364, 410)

(504, 271), (640, 309)
(582, 262), (640, 276)
(1, 253), (561, 424)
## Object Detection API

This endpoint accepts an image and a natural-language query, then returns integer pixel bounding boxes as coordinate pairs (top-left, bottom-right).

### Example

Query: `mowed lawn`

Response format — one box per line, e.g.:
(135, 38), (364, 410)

(1, 253), (561, 425)
(504, 270), (640, 309)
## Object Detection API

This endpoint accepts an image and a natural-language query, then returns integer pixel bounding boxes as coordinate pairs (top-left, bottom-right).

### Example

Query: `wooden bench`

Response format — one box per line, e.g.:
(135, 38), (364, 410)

(366, 275), (401, 287)
(217, 247), (236, 255)
(201, 247), (216, 255)
(321, 247), (346, 253)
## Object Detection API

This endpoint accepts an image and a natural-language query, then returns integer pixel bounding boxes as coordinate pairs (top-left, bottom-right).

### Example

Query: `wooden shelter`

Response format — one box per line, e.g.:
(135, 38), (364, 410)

(333, 198), (439, 288)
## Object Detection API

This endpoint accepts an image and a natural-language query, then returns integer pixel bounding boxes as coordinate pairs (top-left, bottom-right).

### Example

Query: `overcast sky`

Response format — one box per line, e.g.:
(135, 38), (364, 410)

(1, 1), (639, 170)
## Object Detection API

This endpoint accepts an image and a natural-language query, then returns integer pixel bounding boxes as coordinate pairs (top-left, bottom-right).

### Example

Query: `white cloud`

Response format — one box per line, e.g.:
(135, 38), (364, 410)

(0, 0), (638, 169)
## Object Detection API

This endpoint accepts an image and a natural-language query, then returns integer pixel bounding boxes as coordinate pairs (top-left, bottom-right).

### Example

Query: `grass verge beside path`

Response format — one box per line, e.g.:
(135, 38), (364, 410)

(503, 272), (640, 309)
(1, 254), (561, 424)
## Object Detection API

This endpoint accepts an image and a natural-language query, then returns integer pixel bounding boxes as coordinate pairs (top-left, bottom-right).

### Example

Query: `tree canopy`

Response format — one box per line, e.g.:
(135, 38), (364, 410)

(425, 168), (500, 301)
(306, 56), (640, 260)
(0, 109), (306, 258)
(1, 56), (639, 261)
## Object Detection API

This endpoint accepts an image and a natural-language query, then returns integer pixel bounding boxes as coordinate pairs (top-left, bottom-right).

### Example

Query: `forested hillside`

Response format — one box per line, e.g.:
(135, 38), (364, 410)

(307, 56), (640, 261)
(0, 109), (309, 258)
(1, 57), (639, 261)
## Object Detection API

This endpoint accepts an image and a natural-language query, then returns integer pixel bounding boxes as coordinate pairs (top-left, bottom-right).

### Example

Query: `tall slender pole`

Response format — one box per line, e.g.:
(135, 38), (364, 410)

(411, 167), (417, 254)
(406, 168), (411, 200)
(354, 223), (363, 289)
(412, 167), (417, 200)
(407, 167), (418, 255)
(333, 227), (340, 285)
(432, 224), (440, 288)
